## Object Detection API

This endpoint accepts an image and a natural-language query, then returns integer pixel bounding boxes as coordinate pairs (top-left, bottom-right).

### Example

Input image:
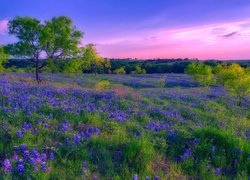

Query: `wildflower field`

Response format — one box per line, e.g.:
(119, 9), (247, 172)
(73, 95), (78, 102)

(0, 73), (249, 179)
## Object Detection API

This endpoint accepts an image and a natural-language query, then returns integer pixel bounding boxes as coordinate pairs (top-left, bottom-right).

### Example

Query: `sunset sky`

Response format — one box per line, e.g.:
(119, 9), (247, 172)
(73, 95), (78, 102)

(0, 0), (250, 60)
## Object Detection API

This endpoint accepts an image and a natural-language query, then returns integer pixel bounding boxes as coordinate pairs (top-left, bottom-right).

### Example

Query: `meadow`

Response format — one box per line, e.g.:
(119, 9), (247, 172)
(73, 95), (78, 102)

(0, 73), (249, 179)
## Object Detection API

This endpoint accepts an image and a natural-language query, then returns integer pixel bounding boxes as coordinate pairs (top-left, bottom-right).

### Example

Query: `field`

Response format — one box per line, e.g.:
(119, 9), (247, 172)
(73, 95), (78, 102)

(0, 73), (249, 179)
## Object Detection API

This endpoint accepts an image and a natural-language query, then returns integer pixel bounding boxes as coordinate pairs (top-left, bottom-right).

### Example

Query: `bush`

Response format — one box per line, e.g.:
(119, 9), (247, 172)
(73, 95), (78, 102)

(113, 67), (126, 74)
(215, 64), (250, 105)
(95, 80), (111, 91)
(185, 63), (215, 86)
(130, 66), (146, 74)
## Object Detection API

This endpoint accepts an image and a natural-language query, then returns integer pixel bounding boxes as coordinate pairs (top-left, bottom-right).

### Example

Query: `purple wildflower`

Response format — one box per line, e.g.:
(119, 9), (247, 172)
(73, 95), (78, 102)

(3, 159), (12, 172)
(82, 161), (87, 169)
(133, 174), (138, 180)
(215, 168), (221, 176)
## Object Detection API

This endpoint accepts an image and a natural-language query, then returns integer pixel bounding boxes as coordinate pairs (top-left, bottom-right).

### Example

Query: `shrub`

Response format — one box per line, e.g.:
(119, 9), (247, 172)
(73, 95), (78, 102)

(130, 66), (146, 74)
(185, 63), (215, 86)
(95, 80), (111, 91)
(113, 67), (126, 74)
(215, 63), (250, 105)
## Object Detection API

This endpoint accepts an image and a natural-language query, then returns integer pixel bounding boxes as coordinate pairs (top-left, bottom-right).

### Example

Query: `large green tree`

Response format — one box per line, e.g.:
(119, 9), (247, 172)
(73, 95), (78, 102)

(6, 16), (83, 83)
(7, 17), (43, 82)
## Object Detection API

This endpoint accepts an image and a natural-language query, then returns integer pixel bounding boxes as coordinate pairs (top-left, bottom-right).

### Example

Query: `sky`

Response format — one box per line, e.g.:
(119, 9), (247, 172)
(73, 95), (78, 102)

(0, 0), (250, 60)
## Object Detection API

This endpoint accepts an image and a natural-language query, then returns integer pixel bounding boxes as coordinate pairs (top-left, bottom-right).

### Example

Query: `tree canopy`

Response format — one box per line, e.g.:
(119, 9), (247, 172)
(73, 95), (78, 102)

(6, 16), (83, 83)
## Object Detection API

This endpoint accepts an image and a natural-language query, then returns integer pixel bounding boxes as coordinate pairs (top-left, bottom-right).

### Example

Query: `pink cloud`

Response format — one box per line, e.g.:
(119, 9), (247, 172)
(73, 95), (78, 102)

(0, 20), (8, 35)
(94, 19), (250, 59)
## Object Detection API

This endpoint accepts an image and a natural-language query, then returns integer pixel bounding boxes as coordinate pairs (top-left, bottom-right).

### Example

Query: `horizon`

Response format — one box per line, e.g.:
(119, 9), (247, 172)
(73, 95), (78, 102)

(1, 0), (250, 60)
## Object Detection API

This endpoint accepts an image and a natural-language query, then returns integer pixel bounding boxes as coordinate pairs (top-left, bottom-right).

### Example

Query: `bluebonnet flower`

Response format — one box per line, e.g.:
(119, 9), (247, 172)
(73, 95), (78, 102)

(180, 149), (192, 161)
(20, 144), (27, 151)
(44, 123), (49, 129)
(13, 153), (18, 160)
(211, 146), (215, 154)
(34, 166), (39, 172)
(29, 158), (36, 165)
(41, 153), (47, 161)
(133, 174), (138, 180)
(49, 113), (53, 119)
(82, 161), (87, 169)
(49, 152), (54, 161)
(41, 162), (47, 171)
(62, 120), (70, 132)
(3, 159), (12, 172)
(65, 138), (71, 146)
(36, 157), (41, 163)
(73, 134), (81, 145)
(215, 168), (221, 176)
(14, 146), (19, 152)
(2, 122), (7, 129)
(33, 128), (38, 134)
(23, 150), (30, 160)
(16, 131), (24, 139)
(145, 176), (150, 180)
(31, 149), (40, 158)
(136, 131), (141, 137)
(85, 132), (92, 139)
(17, 160), (25, 174)
(22, 122), (32, 131)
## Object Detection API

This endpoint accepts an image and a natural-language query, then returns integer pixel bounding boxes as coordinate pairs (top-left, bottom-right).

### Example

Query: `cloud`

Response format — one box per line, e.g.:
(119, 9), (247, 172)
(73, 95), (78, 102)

(222, 32), (238, 38)
(0, 20), (8, 35)
(93, 19), (250, 59)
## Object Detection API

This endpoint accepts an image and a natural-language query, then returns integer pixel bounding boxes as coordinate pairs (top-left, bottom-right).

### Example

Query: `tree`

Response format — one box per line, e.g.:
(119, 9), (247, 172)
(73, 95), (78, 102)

(215, 64), (250, 105)
(7, 16), (83, 83)
(0, 46), (8, 72)
(185, 63), (215, 86)
(80, 43), (105, 75)
(7, 17), (43, 82)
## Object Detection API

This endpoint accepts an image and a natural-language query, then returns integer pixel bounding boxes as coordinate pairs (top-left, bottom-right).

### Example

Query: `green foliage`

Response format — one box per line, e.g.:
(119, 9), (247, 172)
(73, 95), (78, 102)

(78, 44), (107, 74)
(121, 137), (155, 177)
(0, 46), (8, 72)
(63, 59), (82, 73)
(113, 67), (126, 74)
(157, 77), (166, 88)
(185, 63), (215, 86)
(95, 80), (111, 91)
(215, 64), (250, 104)
(130, 66), (146, 74)
(7, 16), (42, 58)
(41, 16), (83, 60)
(190, 127), (250, 177)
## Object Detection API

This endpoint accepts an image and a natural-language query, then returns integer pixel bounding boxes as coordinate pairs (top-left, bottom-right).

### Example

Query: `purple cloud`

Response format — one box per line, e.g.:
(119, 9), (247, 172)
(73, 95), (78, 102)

(222, 32), (238, 38)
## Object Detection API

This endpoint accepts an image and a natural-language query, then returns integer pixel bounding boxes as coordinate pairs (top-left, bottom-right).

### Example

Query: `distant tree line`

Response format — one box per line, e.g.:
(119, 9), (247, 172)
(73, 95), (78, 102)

(3, 56), (250, 75)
